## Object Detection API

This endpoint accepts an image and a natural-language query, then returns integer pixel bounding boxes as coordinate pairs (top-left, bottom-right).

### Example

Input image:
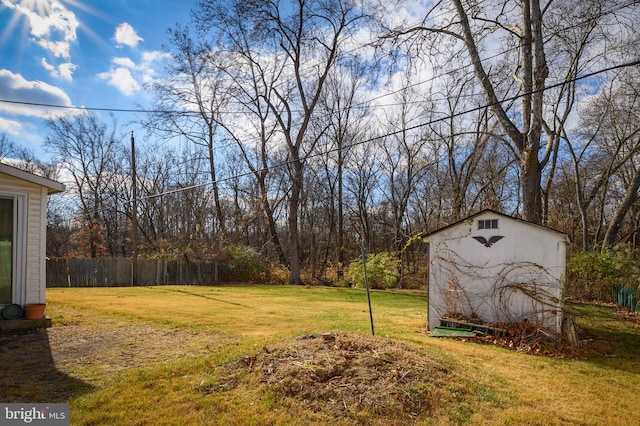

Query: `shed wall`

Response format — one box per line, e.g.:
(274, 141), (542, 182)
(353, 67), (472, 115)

(427, 212), (566, 334)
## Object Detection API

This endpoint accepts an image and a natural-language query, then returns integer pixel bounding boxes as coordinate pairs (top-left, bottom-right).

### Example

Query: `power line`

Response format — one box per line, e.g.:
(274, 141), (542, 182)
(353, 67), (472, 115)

(0, 98), (202, 115)
(3, 1), (637, 118)
(52, 57), (640, 226)
(133, 58), (640, 202)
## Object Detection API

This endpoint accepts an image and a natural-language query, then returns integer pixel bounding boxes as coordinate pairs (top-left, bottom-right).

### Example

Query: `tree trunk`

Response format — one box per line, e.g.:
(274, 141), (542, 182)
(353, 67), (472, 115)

(602, 168), (640, 249)
(207, 127), (227, 240)
(337, 142), (344, 279)
(259, 177), (288, 265)
(288, 159), (304, 285)
(573, 158), (590, 252)
(452, 0), (548, 223)
(521, 148), (543, 223)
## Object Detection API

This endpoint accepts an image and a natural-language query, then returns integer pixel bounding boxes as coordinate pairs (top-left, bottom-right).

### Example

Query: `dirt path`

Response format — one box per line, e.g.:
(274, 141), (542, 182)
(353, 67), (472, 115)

(0, 306), (225, 402)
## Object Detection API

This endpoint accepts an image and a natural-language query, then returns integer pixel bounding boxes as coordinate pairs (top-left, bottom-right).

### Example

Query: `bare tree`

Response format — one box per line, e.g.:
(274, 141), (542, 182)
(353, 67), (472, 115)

(427, 70), (504, 220)
(317, 59), (372, 279)
(588, 71), (640, 248)
(378, 83), (433, 279)
(173, 11), (291, 264)
(345, 132), (382, 251)
(0, 133), (12, 160)
(148, 25), (229, 241)
(134, 146), (170, 251)
(45, 113), (122, 257)
(131, 142), (219, 253)
(193, 0), (374, 284)
(383, 1), (565, 223)
(0, 133), (58, 180)
(550, 0), (640, 249)
(449, 0), (550, 223)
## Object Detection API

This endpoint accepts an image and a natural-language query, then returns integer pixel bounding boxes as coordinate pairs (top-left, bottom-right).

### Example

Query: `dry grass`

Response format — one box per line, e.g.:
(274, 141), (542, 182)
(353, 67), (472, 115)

(47, 286), (426, 337)
(1, 286), (639, 425)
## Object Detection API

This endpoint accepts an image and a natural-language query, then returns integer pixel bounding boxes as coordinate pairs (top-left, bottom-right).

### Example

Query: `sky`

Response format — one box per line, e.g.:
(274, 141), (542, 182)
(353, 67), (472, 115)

(0, 0), (198, 156)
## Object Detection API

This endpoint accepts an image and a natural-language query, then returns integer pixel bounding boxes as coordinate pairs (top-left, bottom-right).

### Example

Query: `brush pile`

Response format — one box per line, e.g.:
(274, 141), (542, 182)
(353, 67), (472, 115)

(211, 333), (469, 424)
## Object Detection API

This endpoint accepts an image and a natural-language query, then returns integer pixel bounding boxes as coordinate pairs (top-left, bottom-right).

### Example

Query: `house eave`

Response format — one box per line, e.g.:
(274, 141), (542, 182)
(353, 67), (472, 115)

(0, 162), (65, 194)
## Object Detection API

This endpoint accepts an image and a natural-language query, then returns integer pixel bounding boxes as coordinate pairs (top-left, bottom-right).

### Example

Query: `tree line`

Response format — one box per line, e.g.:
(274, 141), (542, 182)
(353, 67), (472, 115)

(2, 0), (639, 286)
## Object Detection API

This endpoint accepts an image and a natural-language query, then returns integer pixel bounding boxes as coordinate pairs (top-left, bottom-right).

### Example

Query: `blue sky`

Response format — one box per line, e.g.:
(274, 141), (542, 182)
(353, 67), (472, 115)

(0, 0), (197, 156)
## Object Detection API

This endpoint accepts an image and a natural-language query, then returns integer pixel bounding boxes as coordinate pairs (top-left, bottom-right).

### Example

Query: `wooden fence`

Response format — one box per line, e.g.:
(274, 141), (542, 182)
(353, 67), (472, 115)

(46, 257), (221, 287)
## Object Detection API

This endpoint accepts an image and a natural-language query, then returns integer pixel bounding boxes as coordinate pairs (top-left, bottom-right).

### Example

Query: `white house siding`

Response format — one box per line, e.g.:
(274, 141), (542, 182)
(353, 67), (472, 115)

(427, 211), (568, 335)
(25, 186), (48, 304)
(0, 174), (45, 305)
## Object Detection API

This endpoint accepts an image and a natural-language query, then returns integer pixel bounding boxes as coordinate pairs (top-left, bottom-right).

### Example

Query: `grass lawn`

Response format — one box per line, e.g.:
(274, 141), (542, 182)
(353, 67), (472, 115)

(5, 285), (640, 425)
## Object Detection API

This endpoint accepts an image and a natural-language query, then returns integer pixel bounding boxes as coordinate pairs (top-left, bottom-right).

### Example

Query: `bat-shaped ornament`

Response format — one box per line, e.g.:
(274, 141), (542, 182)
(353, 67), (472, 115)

(472, 235), (504, 247)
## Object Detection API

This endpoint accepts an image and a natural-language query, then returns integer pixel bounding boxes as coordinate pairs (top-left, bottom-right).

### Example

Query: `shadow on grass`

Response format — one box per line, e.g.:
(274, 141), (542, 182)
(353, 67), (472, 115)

(157, 286), (252, 308)
(566, 301), (640, 374)
(0, 329), (94, 402)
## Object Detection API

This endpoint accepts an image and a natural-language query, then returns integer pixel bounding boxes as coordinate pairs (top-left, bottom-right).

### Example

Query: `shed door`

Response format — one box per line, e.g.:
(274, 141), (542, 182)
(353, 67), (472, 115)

(0, 197), (13, 305)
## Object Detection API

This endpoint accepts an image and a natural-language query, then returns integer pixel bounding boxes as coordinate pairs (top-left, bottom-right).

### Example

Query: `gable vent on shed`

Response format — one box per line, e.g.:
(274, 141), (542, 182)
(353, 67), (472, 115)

(478, 219), (498, 230)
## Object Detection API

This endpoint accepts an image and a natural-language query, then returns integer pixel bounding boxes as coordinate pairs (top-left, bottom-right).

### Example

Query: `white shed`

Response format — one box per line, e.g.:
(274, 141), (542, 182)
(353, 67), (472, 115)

(425, 209), (568, 335)
(0, 163), (65, 309)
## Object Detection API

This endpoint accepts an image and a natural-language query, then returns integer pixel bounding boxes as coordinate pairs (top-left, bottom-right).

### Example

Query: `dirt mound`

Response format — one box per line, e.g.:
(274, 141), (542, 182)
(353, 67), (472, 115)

(209, 333), (467, 424)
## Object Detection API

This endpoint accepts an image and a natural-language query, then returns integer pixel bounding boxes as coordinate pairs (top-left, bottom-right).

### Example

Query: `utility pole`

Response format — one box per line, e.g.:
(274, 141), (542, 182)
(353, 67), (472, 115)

(131, 131), (138, 286)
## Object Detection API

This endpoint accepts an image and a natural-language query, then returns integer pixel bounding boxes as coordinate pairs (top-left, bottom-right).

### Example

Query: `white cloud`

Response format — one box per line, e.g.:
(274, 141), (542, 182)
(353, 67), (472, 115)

(40, 58), (57, 74)
(142, 51), (172, 63)
(0, 69), (74, 118)
(97, 67), (140, 96)
(57, 62), (77, 81)
(3, 0), (78, 80)
(4, 0), (78, 43)
(40, 58), (77, 81)
(0, 116), (23, 136)
(113, 57), (136, 68)
(141, 68), (157, 85)
(37, 39), (71, 59)
(97, 50), (171, 96)
(139, 51), (171, 84)
(380, 0), (438, 29)
(114, 22), (143, 47)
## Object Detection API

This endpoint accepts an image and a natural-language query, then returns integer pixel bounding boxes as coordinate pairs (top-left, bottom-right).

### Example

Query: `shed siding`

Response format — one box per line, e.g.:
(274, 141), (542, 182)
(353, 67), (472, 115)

(427, 211), (567, 334)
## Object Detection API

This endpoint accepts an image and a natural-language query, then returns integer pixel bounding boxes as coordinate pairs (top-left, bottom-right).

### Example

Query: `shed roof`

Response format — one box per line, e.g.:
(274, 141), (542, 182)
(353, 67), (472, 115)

(0, 162), (66, 194)
(422, 209), (569, 241)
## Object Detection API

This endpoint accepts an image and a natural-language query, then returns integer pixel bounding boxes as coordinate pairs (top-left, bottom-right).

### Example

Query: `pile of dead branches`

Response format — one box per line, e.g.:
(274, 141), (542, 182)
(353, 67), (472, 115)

(207, 333), (468, 423)
(476, 320), (579, 357)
